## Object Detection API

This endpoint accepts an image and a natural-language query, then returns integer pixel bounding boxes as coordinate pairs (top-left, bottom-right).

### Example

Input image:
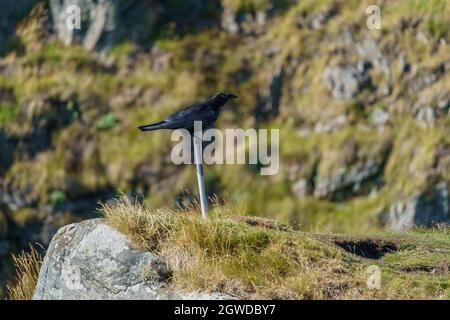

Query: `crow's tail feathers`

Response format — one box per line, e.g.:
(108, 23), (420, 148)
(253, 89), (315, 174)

(138, 121), (166, 131)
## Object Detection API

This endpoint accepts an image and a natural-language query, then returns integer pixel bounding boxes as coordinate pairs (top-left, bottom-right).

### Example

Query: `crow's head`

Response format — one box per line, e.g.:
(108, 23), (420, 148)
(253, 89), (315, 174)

(212, 92), (238, 105)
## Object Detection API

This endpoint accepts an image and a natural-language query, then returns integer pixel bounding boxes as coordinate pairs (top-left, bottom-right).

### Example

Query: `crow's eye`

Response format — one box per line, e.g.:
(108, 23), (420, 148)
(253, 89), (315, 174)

(220, 93), (226, 98)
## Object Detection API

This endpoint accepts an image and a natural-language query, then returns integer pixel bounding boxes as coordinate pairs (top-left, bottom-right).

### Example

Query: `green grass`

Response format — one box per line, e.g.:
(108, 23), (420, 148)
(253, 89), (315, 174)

(386, 0), (450, 39)
(49, 190), (67, 208)
(0, 103), (19, 126)
(95, 113), (119, 131)
(99, 197), (450, 299)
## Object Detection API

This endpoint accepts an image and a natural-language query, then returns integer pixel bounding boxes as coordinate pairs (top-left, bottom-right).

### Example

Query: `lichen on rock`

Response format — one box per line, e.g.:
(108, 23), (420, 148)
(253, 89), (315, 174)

(33, 219), (234, 300)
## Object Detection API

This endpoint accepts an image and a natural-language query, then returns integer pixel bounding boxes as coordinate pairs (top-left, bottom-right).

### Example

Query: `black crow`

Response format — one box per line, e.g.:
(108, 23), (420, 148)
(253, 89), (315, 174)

(138, 92), (237, 132)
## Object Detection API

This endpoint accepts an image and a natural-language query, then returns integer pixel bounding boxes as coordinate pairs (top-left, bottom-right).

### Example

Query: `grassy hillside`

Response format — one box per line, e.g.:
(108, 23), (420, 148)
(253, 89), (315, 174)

(7, 197), (449, 300)
(97, 197), (449, 299)
(1, 0), (449, 230)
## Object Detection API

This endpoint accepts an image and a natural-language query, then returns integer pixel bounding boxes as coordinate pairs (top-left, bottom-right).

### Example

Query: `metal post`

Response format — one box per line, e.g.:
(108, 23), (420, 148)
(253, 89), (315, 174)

(193, 135), (208, 218)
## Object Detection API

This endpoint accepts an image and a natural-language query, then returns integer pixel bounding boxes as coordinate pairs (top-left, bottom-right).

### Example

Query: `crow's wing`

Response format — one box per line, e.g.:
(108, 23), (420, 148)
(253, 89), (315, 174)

(163, 102), (209, 128)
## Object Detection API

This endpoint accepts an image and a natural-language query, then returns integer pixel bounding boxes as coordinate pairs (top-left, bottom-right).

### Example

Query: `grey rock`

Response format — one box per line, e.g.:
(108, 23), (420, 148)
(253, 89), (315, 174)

(255, 66), (283, 120)
(220, 4), (271, 36)
(356, 38), (390, 74)
(356, 37), (391, 88)
(356, 37), (378, 60)
(263, 43), (281, 58)
(295, 6), (337, 30)
(314, 160), (381, 199)
(415, 106), (436, 128)
(297, 127), (312, 137)
(437, 98), (450, 113)
(0, 186), (33, 211)
(221, 7), (240, 34)
(49, 0), (154, 52)
(380, 84), (392, 97)
(255, 10), (267, 26)
(322, 64), (371, 99)
(384, 183), (450, 230)
(291, 179), (312, 198)
(416, 31), (429, 44)
(314, 114), (347, 133)
(371, 107), (390, 127)
(33, 219), (235, 300)
(413, 94), (450, 125)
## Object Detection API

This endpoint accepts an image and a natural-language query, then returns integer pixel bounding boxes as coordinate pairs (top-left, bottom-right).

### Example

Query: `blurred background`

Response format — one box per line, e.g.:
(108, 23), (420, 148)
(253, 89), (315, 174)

(0, 0), (449, 297)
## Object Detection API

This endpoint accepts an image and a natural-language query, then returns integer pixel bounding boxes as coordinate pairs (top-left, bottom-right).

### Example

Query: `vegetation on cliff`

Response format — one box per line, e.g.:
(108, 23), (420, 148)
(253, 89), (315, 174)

(7, 197), (449, 299)
(1, 0), (450, 298)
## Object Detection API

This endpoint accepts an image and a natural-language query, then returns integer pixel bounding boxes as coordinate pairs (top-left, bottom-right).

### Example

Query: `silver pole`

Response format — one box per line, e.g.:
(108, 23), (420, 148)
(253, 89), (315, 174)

(193, 135), (208, 218)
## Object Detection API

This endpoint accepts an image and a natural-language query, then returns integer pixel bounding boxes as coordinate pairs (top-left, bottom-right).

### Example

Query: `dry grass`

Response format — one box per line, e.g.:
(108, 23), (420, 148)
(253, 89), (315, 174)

(98, 196), (450, 299)
(159, 218), (366, 299)
(99, 196), (368, 299)
(6, 244), (43, 300)
(6, 197), (445, 300)
(99, 196), (183, 251)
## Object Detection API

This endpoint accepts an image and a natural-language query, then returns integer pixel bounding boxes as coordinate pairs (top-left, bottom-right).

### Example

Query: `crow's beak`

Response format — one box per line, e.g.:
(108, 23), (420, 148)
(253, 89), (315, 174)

(228, 93), (238, 99)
